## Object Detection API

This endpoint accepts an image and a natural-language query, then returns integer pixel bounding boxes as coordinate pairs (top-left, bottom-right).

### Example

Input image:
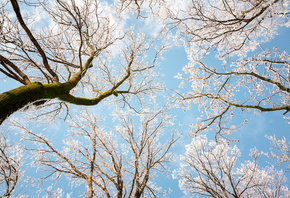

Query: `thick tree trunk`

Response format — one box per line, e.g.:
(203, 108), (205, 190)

(0, 81), (118, 125)
(0, 82), (69, 125)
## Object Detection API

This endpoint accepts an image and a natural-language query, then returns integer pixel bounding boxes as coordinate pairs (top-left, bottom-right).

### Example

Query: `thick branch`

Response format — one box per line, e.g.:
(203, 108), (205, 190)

(10, 0), (59, 82)
(0, 82), (63, 124)
(0, 64), (131, 124)
(59, 68), (131, 105)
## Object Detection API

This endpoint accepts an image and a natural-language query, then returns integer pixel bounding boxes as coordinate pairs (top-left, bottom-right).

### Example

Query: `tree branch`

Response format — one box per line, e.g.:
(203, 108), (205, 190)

(10, 0), (59, 82)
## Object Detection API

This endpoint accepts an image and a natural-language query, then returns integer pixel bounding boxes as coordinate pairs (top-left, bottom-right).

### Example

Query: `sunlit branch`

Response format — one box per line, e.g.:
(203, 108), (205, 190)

(198, 61), (290, 93)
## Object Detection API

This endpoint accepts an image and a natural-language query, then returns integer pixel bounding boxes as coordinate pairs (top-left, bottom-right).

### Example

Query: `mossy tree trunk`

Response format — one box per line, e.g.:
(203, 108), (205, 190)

(0, 82), (70, 124)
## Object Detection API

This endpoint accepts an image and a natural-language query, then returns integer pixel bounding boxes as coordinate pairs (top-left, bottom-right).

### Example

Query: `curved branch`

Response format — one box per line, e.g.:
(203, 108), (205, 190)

(198, 61), (290, 93)
(59, 68), (131, 105)
(202, 93), (290, 113)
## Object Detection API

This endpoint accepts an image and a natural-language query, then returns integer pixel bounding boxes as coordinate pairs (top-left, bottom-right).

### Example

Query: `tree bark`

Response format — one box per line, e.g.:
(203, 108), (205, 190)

(0, 65), (131, 124)
(0, 80), (123, 124)
(0, 82), (68, 124)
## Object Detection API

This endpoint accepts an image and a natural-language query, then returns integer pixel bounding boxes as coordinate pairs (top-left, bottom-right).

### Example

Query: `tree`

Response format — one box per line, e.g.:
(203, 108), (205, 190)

(0, 0), (164, 124)
(264, 135), (290, 172)
(1, 0), (289, 196)
(13, 106), (178, 197)
(175, 47), (290, 140)
(115, 0), (290, 140)
(173, 135), (290, 197)
(162, 0), (290, 139)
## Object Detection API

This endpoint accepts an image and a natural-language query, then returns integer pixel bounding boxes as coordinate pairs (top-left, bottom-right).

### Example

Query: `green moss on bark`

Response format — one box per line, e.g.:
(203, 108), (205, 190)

(0, 82), (71, 124)
(0, 82), (44, 124)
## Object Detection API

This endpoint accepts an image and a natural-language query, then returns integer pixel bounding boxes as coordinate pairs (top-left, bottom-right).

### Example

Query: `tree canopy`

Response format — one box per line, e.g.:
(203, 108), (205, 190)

(0, 0), (163, 124)
(0, 0), (289, 197)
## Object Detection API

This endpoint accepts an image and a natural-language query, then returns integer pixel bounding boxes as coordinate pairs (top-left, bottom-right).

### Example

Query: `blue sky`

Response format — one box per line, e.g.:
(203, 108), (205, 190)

(153, 25), (290, 196)
(0, 32), (289, 198)
(0, 3), (290, 198)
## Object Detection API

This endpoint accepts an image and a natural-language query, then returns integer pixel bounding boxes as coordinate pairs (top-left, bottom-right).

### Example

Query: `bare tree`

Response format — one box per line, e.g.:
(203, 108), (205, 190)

(163, 0), (290, 58)
(173, 135), (290, 197)
(0, 0), (164, 124)
(0, 131), (22, 197)
(115, 0), (290, 140)
(175, 47), (290, 140)
(14, 106), (178, 197)
(158, 0), (290, 139)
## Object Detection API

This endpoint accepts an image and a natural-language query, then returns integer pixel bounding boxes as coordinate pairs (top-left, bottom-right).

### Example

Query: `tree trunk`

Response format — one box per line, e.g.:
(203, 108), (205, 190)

(87, 178), (94, 198)
(0, 82), (69, 125)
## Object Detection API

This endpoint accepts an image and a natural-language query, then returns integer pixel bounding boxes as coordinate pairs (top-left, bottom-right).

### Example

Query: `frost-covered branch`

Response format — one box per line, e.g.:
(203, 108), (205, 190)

(264, 135), (290, 172)
(175, 47), (290, 139)
(0, 131), (22, 197)
(17, 106), (178, 197)
(0, 0), (165, 124)
(173, 135), (290, 197)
